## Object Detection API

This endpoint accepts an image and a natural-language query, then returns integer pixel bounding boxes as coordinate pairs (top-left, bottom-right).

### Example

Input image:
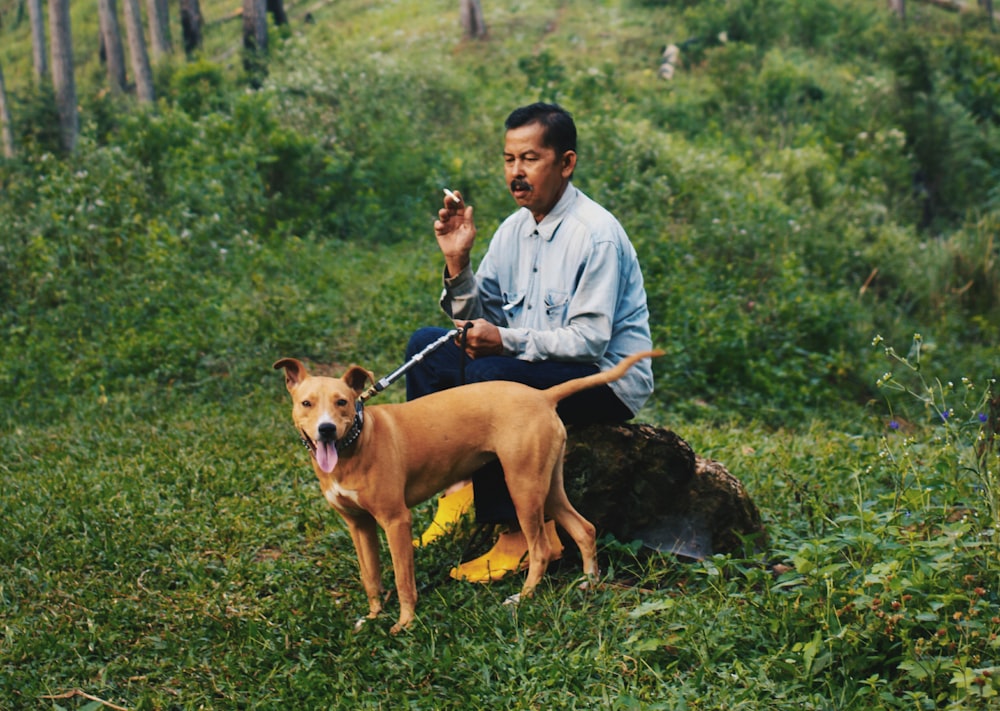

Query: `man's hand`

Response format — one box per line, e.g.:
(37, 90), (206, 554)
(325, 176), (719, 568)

(456, 319), (503, 358)
(434, 189), (476, 277)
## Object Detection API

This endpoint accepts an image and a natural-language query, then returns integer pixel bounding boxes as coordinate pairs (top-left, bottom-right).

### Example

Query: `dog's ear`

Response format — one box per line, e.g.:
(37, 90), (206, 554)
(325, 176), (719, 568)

(273, 358), (308, 393)
(342, 365), (374, 395)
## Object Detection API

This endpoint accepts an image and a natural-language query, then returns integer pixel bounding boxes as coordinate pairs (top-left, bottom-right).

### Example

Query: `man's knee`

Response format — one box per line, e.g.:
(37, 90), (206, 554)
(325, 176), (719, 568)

(407, 326), (447, 359)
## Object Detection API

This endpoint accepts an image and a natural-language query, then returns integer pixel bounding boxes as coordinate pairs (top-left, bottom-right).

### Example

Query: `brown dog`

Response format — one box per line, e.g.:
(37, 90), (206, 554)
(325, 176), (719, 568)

(274, 350), (661, 633)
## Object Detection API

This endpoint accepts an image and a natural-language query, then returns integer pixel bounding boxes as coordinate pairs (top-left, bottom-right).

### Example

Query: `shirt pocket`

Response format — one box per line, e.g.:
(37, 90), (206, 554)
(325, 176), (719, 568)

(501, 291), (524, 326)
(544, 290), (571, 326)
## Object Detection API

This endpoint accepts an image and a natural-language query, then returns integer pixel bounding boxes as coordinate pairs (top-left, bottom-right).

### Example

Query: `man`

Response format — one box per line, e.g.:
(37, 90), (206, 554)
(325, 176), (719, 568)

(406, 102), (654, 582)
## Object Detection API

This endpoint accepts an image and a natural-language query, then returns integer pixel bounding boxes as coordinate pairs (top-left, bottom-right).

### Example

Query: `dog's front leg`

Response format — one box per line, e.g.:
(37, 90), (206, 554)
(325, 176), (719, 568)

(382, 512), (417, 634)
(344, 514), (385, 622)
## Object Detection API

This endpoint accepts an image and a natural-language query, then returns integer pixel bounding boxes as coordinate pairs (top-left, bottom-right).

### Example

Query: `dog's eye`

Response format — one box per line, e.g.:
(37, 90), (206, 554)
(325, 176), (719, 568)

(336, 398), (348, 407)
(301, 400), (312, 408)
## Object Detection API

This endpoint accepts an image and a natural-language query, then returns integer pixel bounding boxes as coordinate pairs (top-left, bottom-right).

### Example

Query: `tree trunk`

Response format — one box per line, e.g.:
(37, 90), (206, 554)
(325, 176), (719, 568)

(267, 0), (288, 26)
(27, 0), (48, 82)
(122, 0), (155, 103)
(146, 0), (172, 62)
(889, 0), (906, 24)
(0, 60), (15, 158)
(48, 0), (77, 153)
(562, 424), (766, 557)
(927, 0), (1000, 24)
(459, 0), (487, 39)
(180, 0), (204, 56)
(243, 0), (268, 83)
(982, 0), (996, 30)
(98, 0), (127, 94)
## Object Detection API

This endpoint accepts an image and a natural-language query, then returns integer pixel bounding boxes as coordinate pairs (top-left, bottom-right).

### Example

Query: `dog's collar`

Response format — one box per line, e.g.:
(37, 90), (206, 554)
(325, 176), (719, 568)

(299, 401), (365, 454)
(336, 400), (365, 451)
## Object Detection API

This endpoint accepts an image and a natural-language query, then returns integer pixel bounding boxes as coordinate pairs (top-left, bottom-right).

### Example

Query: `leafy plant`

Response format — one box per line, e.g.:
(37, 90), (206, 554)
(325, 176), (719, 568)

(873, 332), (999, 532)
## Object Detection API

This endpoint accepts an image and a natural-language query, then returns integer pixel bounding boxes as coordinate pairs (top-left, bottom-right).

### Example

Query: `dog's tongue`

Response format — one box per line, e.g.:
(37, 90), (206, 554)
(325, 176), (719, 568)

(316, 441), (339, 473)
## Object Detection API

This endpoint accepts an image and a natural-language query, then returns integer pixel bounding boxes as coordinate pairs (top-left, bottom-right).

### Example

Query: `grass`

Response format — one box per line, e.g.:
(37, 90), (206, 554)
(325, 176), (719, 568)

(2, 366), (998, 708)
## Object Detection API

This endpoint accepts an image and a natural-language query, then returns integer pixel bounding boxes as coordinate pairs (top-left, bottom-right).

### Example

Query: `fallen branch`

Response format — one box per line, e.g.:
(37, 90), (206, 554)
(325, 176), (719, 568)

(916, 0), (1000, 22)
(40, 689), (129, 711)
(207, 6), (243, 26)
(208, 0), (335, 26)
(859, 267), (879, 297)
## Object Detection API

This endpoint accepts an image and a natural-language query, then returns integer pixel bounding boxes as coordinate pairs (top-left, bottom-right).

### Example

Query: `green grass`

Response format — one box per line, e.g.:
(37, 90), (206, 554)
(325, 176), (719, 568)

(1, 0), (999, 707)
(2, 359), (998, 708)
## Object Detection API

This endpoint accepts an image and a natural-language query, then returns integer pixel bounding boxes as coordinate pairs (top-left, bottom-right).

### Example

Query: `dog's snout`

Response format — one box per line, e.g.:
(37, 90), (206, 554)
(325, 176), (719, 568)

(318, 422), (338, 442)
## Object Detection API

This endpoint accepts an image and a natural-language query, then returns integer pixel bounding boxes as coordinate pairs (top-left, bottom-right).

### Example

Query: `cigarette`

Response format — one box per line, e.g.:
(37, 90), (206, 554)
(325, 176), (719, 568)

(443, 188), (460, 204)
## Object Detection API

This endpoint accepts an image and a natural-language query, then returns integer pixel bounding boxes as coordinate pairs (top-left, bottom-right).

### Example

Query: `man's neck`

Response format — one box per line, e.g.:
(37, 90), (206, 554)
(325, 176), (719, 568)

(531, 183), (570, 223)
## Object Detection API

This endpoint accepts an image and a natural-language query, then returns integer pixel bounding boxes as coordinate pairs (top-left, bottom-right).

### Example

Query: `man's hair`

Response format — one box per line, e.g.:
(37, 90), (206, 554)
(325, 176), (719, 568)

(505, 103), (577, 155)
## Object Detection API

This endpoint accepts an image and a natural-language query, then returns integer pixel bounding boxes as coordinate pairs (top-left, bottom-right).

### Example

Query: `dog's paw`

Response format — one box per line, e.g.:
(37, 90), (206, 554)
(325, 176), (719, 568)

(390, 619), (414, 635)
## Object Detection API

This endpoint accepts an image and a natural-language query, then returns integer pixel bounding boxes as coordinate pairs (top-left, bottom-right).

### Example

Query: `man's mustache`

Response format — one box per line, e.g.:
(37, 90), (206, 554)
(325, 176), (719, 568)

(510, 179), (531, 192)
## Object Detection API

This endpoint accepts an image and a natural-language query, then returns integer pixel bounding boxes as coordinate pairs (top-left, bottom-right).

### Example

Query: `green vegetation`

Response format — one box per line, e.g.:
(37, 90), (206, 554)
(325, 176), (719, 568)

(0, 0), (998, 708)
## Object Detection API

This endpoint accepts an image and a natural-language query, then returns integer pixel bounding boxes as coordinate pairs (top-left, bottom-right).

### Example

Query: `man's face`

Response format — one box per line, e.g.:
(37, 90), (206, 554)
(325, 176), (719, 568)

(503, 122), (576, 222)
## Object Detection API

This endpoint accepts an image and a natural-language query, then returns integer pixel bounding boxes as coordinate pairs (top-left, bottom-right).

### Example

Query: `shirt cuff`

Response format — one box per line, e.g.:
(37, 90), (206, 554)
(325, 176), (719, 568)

(440, 264), (480, 320)
(498, 327), (518, 357)
(443, 264), (476, 291)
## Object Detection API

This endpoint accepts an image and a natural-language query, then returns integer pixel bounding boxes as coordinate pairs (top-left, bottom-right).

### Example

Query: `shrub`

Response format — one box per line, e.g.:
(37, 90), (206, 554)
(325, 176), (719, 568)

(884, 31), (1000, 226)
(941, 34), (1000, 127)
(8, 81), (62, 154)
(168, 58), (232, 116)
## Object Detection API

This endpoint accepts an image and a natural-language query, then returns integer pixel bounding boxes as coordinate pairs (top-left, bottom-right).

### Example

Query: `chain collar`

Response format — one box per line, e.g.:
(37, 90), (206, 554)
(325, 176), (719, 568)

(299, 400), (365, 454)
(336, 400), (365, 451)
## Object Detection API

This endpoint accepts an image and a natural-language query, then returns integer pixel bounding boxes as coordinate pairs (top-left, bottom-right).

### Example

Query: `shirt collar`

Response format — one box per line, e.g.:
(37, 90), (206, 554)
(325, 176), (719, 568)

(522, 183), (577, 241)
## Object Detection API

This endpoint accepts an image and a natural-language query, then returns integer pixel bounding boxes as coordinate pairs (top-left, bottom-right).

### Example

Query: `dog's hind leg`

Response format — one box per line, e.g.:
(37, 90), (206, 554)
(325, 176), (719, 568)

(512, 505), (553, 597)
(545, 457), (599, 584)
(506, 447), (563, 597)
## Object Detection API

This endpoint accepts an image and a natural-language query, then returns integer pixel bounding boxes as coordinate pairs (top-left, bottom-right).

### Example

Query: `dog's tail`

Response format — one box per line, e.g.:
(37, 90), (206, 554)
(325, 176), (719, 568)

(544, 350), (664, 405)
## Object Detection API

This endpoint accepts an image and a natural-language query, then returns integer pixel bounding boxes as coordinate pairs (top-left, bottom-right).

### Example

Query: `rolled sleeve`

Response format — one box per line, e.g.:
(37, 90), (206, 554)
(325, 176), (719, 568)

(440, 265), (483, 321)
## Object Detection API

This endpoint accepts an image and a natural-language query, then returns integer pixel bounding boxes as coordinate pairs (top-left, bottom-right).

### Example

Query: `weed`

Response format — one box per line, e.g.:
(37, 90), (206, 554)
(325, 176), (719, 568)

(873, 333), (999, 532)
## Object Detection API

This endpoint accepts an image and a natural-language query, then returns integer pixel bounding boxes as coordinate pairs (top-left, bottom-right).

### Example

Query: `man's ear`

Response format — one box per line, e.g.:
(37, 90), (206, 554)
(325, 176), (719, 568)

(342, 365), (374, 395)
(561, 150), (577, 179)
(274, 358), (308, 393)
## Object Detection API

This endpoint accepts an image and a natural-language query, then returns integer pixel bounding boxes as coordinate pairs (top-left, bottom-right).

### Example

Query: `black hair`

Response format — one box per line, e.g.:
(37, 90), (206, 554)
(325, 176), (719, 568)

(504, 102), (577, 156)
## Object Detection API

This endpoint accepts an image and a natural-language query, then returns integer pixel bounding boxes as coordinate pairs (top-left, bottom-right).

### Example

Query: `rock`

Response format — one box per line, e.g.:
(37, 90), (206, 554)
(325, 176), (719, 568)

(563, 423), (766, 558)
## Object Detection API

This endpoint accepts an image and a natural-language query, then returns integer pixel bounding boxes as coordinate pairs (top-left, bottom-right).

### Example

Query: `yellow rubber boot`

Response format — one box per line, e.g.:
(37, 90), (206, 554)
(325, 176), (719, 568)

(412, 482), (474, 547)
(449, 520), (563, 584)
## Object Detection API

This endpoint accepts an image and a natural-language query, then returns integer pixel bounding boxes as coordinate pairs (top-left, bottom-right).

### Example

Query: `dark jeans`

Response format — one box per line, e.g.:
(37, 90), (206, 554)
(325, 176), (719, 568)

(405, 326), (633, 523)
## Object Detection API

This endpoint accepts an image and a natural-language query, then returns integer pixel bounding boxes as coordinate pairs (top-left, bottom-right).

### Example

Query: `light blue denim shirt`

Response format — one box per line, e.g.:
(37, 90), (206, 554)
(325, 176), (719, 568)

(440, 184), (654, 416)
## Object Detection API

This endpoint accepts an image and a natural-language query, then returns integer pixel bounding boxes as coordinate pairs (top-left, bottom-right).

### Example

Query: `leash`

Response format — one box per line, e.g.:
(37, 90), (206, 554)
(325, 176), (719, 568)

(458, 323), (470, 386)
(298, 326), (471, 456)
(359, 323), (473, 402)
